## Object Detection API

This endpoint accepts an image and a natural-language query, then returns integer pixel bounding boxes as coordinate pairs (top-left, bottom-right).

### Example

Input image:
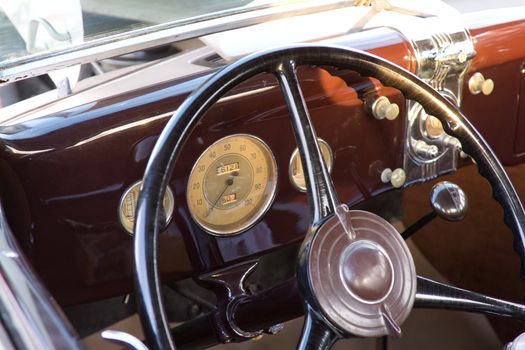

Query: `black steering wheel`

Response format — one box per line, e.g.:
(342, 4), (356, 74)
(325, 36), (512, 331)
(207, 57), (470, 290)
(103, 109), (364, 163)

(134, 45), (525, 349)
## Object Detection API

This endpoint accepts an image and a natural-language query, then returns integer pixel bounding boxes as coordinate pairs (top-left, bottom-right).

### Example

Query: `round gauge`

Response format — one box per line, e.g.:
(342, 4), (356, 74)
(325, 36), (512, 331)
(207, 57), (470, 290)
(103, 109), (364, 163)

(119, 181), (175, 235)
(289, 138), (334, 192)
(187, 134), (278, 236)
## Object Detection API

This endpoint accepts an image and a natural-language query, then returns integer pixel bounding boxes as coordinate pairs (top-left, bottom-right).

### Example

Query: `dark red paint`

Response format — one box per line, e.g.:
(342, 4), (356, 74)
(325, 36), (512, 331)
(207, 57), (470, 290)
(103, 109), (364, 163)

(462, 19), (525, 164)
(4, 19), (525, 307)
(0, 64), (405, 305)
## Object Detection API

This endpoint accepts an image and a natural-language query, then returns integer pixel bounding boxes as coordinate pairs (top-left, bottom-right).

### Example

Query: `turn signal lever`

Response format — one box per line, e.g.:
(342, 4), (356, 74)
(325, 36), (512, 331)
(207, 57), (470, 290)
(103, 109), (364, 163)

(402, 181), (468, 240)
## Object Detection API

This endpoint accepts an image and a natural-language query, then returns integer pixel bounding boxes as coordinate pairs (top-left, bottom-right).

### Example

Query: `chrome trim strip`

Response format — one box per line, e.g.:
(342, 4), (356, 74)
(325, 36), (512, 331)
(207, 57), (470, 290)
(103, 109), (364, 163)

(0, 321), (15, 350)
(0, 0), (353, 85)
(395, 15), (475, 102)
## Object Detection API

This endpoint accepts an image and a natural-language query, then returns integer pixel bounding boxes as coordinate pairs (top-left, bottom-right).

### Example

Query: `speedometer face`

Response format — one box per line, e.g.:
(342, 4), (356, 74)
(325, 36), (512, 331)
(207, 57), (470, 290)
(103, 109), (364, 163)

(187, 134), (278, 236)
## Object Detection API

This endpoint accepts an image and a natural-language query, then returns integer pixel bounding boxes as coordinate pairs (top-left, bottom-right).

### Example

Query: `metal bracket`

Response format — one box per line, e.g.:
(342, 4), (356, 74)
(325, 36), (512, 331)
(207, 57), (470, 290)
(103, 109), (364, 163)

(198, 260), (262, 340)
(27, 17), (72, 52)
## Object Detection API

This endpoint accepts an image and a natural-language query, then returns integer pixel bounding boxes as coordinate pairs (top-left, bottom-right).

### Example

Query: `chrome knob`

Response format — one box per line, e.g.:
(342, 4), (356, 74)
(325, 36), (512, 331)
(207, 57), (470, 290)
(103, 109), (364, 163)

(430, 181), (468, 221)
(505, 332), (525, 350)
(469, 72), (494, 96)
(371, 96), (400, 120)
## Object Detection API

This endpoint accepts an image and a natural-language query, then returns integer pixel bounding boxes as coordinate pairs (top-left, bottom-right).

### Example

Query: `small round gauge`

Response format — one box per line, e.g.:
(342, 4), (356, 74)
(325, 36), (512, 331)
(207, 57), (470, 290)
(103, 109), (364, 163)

(187, 134), (278, 236)
(289, 139), (334, 192)
(119, 181), (175, 235)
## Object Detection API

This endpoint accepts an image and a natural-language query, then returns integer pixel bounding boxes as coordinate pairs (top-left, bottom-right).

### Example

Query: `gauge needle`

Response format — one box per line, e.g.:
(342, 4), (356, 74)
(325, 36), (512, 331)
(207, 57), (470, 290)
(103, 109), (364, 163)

(206, 171), (238, 217)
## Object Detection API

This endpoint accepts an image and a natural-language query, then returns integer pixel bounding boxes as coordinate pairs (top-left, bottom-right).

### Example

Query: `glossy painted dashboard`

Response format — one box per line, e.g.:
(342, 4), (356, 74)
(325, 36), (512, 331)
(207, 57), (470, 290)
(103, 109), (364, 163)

(0, 17), (524, 307)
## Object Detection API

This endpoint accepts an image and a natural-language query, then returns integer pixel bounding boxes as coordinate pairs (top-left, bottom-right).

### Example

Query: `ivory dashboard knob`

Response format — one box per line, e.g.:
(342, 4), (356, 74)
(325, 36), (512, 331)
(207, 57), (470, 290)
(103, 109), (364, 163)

(371, 96), (400, 120)
(390, 168), (406, 188)
(481, 78), (494, 95)
(380, 168), (406, 188)
(469, 72), (494, 96)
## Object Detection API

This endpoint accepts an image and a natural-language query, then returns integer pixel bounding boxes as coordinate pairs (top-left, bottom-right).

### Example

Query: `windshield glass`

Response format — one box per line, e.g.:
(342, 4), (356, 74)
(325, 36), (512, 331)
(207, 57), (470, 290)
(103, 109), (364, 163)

(0, 0), (292, 63)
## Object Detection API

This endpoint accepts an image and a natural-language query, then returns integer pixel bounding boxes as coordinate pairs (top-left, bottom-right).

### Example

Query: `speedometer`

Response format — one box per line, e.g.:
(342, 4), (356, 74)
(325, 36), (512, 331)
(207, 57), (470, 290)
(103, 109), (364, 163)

(186, 134), (278, 236)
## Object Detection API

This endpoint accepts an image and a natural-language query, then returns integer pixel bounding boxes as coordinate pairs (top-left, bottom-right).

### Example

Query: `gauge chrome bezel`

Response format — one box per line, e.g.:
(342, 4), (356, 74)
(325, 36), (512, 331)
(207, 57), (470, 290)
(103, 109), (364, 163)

(289, 138), (334, 193)
(186, 133), (278, 237)
(119, 180), (175, 236)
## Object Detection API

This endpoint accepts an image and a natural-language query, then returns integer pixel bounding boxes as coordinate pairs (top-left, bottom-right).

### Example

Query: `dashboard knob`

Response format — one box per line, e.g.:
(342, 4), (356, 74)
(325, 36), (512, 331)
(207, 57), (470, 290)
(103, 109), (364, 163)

(380, 168), (406, 188)
(481, 78), (495, 95)
(380, 168), (392, 183)
(371, 96), (400, 120)
(430, 181), (468, 221)
(468, 72), (494, 96)
(390, 168), (406, 188)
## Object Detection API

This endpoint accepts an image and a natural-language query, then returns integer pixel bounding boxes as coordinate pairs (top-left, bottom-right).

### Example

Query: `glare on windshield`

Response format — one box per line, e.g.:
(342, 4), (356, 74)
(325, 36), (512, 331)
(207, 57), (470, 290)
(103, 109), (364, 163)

(0, 0), (278, 63)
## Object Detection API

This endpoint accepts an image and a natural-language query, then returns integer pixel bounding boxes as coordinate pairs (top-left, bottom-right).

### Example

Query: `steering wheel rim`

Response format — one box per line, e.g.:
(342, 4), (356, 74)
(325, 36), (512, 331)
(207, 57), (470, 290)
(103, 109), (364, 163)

(134, 44), (525, 349)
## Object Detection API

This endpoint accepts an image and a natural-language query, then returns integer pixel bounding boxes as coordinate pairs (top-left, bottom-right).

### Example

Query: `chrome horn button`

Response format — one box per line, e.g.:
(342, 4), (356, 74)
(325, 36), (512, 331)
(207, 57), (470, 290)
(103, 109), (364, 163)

(308, 209), (416, 337)
(340, 240), (394, 304)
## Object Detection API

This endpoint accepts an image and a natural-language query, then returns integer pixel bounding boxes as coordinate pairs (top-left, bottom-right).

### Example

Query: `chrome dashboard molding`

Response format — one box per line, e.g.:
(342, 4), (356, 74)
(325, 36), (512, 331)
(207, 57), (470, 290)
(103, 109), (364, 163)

(397, 14), (475, 185)
(0, 0), (355, 85)
(399, 15), (476, 105)
(403, 101), (461, 185)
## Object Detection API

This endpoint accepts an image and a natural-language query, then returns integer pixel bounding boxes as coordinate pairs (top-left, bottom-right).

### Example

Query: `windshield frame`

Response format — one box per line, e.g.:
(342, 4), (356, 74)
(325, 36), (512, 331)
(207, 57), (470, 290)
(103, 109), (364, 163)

(0, 0), (351, 85)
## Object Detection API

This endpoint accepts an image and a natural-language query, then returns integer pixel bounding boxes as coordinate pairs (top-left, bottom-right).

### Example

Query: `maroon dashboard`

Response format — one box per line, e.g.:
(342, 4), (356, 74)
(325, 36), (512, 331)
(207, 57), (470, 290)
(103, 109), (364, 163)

(0, 18), (524, 307)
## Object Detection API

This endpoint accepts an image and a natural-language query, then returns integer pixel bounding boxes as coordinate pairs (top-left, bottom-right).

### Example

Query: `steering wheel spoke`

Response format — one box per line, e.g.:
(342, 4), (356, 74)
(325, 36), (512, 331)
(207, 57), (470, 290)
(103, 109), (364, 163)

(297, 305), (340, 350)
(274, 59), (339, 224)
(416, 276), (525, 321)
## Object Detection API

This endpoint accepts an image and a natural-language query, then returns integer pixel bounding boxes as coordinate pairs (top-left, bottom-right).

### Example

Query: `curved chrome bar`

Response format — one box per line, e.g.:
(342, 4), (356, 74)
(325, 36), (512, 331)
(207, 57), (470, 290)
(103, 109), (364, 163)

(102, 330), (150, 350)
(27, 17), (72, 51)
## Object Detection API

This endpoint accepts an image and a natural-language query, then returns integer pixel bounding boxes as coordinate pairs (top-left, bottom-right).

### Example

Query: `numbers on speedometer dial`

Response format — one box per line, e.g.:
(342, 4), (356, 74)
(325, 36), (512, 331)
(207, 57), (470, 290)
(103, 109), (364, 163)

(187, 134), (278, 236)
